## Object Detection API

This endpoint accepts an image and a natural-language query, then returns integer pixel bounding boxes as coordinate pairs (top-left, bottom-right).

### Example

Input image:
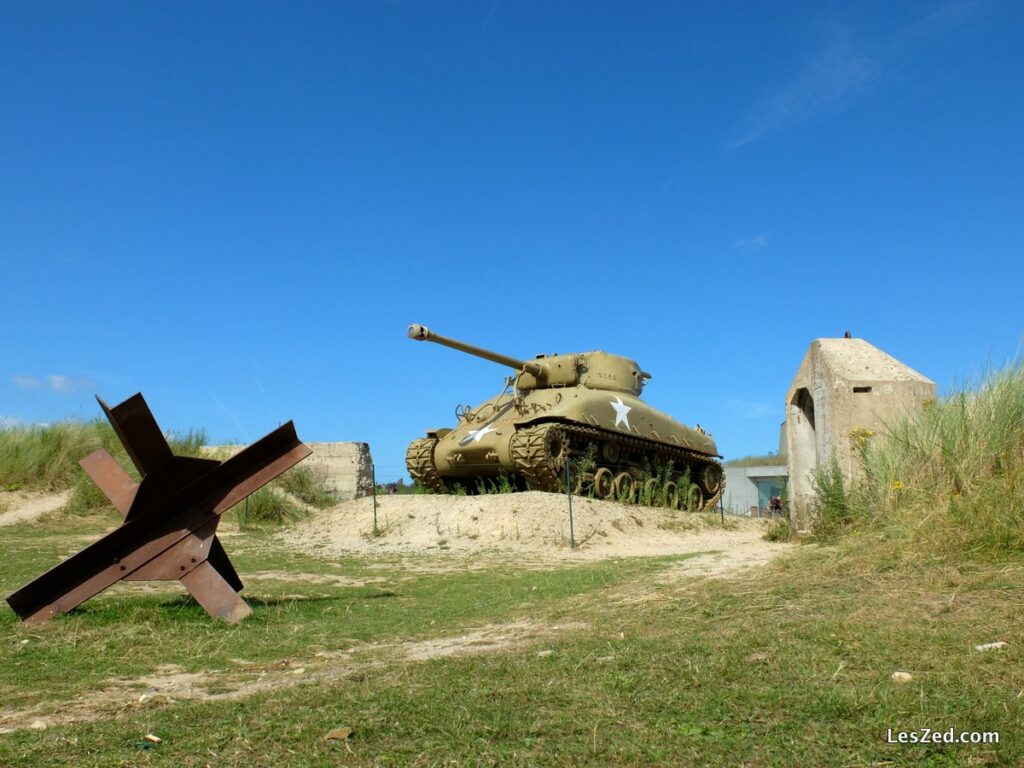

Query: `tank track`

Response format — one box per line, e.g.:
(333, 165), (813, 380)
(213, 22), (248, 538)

(405, 437), (446, 492)
(511, 421), (725, 509)
(509, 424), (567, 492)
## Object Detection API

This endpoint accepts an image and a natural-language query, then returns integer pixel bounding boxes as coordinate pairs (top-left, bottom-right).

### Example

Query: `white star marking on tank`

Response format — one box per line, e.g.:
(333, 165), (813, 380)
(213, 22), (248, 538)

(610, 396), (631, 429)
(467, 424), (498, 442)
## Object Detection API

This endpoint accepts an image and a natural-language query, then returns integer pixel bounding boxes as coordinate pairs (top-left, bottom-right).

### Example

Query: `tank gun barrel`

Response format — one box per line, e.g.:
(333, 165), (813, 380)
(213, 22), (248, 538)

(407, 324), (544, 377)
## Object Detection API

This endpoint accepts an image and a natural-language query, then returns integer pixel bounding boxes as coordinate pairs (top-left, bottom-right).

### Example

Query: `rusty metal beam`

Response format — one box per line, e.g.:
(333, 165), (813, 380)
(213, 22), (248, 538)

(96, 394), (173, 477)
(5, 392), (311, 624)
(79, 449), (138, 516)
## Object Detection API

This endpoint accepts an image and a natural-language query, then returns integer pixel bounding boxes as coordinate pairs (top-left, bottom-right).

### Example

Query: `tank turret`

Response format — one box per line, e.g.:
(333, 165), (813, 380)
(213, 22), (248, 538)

(405, 324), (724, 510)
(408, 323), (651, 395)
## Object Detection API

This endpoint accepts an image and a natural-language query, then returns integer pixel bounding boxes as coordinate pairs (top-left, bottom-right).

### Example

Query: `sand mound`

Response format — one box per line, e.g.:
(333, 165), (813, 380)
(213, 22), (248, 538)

(279, 491), (791, 570)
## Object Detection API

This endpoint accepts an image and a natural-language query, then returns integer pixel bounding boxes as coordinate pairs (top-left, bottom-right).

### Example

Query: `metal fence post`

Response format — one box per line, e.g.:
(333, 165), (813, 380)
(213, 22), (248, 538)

(371, 464), (379, 536)
(566, 460), (575, 550)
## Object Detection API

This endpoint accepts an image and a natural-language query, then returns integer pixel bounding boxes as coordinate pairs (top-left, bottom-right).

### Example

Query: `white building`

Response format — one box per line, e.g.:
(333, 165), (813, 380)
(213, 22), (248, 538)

(723, 465), (788, 516)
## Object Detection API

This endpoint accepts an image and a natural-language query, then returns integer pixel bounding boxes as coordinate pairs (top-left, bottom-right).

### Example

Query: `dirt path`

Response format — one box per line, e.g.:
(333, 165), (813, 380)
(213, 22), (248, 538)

(0, 491), (70, 527)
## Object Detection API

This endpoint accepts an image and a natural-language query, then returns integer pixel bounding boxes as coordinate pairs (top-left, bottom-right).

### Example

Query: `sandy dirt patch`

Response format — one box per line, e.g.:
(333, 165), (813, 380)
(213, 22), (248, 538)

(0, 620), (585, 732)
(402, 620), (586, 661)
(0, 491), (70, 527)
(278, 492), (792, 574)
(245, 570), (389, 587)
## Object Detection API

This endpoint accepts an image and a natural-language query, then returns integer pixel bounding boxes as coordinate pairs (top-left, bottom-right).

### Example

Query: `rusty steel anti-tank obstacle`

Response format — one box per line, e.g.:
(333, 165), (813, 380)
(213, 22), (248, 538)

(5, 393), (311, 624)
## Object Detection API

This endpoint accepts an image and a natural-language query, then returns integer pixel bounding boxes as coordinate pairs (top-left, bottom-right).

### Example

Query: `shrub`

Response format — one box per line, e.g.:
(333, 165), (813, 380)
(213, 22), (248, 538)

(809, 457), (853, 539)
(763, 517), (793, 542)
(276, 464), (337, 509)
(233, 487), (304, 528)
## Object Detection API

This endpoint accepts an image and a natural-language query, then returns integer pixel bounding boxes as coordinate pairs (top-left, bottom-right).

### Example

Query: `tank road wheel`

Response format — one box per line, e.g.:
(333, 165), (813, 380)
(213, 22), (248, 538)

(685, 483), (705, 512)
(613, 471), (634, 501)
(700, 464), (723, 497)
(510, 424), (568, 492)
(406, 437), (446, 493)
(643, 478), (660, 507)
(593, 468), (615, 499)
(662, 481), (678, 509)
(600, 442), (620, 464)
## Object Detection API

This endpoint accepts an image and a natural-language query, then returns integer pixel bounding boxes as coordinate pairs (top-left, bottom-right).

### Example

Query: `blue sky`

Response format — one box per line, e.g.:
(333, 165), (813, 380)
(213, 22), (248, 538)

(2, 1), (1021, 481)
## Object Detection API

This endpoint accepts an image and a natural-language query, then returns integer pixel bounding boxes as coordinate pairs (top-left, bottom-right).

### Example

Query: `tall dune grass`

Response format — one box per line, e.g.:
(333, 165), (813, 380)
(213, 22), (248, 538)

(724, 452), (784, 467)
(0, 420), (125, 492)
(812, 359), (1024, 558)
(0, 420), (329, 522)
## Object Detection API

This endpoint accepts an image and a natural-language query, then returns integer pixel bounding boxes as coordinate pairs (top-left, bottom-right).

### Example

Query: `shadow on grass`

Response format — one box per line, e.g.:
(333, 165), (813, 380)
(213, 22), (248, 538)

(240, 590), (400, 608)
(152, 590), (399, 611)
(2, 588), (404, 629)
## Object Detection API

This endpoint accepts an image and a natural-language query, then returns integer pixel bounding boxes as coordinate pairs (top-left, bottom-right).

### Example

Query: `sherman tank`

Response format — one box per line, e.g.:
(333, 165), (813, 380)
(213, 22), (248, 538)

(405, 324), (724, 510)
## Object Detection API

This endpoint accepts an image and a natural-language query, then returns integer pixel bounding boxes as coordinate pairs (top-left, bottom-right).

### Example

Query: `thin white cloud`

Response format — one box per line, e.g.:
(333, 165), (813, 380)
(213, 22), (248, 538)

(47, 375), (77, 393)
(11, 374), (95, 394)
(209, 390), (250, 441)
(729, 27), (879, 149)
(728, 3), (985, 149)
(908, 0), (985, 38)
(726, 398), (778, 420)
(11, 375), (41, 390)
(731, 233), (769, 252)
(480, 0), (502, 31)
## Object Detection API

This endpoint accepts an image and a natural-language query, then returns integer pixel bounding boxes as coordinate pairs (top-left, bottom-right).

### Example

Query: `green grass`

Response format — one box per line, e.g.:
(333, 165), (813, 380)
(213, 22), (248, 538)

(0, 508), (1020, 766)
(809, 358), (1024, 560)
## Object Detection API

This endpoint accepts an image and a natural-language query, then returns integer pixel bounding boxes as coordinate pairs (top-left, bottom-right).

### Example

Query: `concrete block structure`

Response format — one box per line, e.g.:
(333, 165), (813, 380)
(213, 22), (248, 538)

(785, 338), (935, 529)
(723, 465), (788, 517)
(207, 442), (374, 502)
(304, 442), (375, 500)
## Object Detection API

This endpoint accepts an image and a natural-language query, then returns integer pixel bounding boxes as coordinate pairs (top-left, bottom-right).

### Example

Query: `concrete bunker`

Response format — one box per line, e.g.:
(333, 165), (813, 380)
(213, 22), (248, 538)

(784, 337), (935, 530)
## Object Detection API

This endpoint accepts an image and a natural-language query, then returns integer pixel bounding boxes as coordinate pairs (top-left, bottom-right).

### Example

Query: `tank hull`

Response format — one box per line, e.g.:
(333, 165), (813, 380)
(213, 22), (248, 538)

(407, 384), (724, 509)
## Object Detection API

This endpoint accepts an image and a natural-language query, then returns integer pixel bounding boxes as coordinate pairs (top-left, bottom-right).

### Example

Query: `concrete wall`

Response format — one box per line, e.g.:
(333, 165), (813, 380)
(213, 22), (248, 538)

(304, 442), (375, 500)
(724, 465), (788, 516)
(206, 441), (374, 501)
(785, 338), (935, 530)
